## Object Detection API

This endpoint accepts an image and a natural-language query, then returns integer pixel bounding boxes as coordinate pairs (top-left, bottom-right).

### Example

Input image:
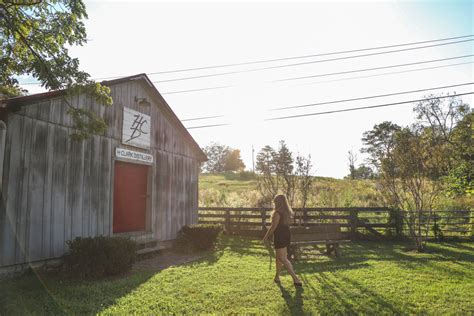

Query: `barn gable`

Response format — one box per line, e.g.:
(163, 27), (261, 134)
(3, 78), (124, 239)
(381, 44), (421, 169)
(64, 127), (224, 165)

(1, 74), (206, 162)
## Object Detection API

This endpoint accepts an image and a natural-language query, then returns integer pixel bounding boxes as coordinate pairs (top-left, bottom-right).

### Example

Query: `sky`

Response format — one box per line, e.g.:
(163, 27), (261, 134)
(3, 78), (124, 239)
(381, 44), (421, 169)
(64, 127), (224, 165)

(19, 0), (474, 178)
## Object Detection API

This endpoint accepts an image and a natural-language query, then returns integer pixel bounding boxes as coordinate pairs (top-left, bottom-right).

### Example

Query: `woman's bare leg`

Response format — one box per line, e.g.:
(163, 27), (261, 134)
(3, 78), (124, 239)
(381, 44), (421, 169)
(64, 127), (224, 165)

(275, 258), (283, 281)
(276, 247), (301, 283)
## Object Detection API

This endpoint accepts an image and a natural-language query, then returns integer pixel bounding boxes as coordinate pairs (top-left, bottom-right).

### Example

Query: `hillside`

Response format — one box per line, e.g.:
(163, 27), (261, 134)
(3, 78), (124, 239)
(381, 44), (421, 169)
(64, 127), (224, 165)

(199, 173), (473, 210)
(199, 173), (385, 207)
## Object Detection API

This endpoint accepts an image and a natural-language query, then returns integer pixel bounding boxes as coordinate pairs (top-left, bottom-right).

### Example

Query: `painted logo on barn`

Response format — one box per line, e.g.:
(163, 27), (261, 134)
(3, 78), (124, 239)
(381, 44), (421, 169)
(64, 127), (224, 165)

(122, 107), (151, 149)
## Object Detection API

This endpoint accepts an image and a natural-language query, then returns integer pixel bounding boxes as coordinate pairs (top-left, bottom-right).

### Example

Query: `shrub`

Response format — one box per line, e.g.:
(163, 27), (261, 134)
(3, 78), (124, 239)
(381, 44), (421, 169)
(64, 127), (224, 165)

(178, 224), (223, 251)
(238, 171), (257, 180)
(64, 236), (137, 278)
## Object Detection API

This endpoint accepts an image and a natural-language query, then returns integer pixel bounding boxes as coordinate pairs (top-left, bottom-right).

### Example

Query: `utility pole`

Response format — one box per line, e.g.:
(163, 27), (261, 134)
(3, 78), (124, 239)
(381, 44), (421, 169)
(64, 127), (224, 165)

(252, 145), (255, 172)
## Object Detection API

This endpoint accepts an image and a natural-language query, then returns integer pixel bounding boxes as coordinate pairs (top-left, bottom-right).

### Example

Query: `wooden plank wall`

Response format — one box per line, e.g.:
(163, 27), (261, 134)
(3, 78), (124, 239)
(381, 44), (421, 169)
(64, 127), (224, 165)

(0, 79), (201, 267)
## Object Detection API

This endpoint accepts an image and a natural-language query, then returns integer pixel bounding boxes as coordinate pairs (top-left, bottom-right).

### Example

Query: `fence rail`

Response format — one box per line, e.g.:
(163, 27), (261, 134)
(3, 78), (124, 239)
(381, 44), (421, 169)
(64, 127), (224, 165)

(198, 207), (474, 239)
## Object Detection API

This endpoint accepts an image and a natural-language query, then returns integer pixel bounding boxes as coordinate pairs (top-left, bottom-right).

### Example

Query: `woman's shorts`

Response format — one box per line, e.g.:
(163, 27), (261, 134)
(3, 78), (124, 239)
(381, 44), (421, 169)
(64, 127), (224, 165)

(273, 226), (291, 249)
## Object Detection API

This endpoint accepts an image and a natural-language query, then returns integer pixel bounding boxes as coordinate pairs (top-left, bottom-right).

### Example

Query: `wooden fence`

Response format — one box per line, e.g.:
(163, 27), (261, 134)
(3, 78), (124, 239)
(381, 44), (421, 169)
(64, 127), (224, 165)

(198, 207), (474, 240)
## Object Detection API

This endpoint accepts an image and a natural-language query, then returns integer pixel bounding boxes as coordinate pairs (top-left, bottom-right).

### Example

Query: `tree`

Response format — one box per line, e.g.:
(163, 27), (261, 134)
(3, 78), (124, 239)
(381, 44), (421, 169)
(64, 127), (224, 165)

(224, 149), (245, 172)
(255, 145), (279, 206)
(360, 94), (471, 251)
(274, 141), (296, 204)
(0, 0), (112, 139)
(345, 164), (375, 180)
(346, 148), (375, 180)
(255, 141), (314, 208)
(347, 150), (357, 180)
(295, 154), (314, 209)
(201, 142), (230, 173)
(361, 121), (401, 172)
(444, 112), (473, 196)
(413, 93), (470, 145)
(379, 125), (443, 252)
(353, 164), (375, 180)
(413, 94), (472, 196)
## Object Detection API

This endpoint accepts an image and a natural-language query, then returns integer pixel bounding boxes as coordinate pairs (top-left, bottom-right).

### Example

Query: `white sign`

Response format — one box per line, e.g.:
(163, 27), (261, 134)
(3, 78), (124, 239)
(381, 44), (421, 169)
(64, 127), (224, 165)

(122, 107), (151, 149)
(116, 148), (154, 164)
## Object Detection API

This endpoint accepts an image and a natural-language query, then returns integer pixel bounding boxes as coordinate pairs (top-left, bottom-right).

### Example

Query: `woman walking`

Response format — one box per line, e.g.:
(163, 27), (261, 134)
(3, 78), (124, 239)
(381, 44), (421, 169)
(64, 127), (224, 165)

(263, 194), (302, 286)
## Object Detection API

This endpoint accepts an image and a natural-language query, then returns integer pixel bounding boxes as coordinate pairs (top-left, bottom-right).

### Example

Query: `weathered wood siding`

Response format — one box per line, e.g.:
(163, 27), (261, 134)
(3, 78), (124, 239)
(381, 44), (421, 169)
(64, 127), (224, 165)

(0, 80), (201, 267)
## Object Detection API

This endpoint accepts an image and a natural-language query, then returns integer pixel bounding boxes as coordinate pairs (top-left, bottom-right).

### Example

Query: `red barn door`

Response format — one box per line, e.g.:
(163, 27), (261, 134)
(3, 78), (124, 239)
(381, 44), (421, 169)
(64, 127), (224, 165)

(113, 161), (149, 233)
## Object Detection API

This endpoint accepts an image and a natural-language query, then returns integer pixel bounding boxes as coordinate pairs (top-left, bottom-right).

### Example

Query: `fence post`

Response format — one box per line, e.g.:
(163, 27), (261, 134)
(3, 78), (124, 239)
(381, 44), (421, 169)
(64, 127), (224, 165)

(397, 209), (404, 238)
(470, 210), (474, 238)
(303, 208), (308, 226)
(225, 209), (230, 233)
(349, 209), (358, 239)
(389, 208), (403, 238)
(261, 210), (267, 236)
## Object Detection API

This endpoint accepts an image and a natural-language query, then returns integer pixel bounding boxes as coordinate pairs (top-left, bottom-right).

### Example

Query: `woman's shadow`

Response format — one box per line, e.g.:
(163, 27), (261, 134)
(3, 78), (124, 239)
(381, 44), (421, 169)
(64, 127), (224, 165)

(277, 283), (304, 316)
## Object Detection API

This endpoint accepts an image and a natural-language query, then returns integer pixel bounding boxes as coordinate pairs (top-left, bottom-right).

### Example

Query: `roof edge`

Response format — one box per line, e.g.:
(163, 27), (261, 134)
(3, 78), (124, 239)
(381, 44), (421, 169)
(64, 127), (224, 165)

(1, 74), (207, 162)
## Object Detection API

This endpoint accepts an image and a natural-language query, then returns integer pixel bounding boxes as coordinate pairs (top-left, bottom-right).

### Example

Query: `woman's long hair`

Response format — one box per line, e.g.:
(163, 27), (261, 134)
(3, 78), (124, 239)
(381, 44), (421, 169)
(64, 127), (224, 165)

(272, 194), (294, 225)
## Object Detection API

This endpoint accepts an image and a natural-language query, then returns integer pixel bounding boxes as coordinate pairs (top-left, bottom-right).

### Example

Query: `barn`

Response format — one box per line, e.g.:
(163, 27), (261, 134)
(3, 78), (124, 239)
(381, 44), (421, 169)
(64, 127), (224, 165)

(0, 74), (206, 271)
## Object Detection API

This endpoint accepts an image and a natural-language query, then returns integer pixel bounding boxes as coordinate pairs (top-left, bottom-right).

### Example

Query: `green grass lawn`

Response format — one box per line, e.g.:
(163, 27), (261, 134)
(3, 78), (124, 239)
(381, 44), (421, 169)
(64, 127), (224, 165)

(1, 237), (474, 315)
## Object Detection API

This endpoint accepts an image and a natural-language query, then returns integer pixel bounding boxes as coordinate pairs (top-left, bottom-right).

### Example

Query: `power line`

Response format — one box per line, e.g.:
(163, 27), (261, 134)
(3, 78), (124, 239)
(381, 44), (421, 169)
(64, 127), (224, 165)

(82, 34), (474, 80)
(265, 92), (474, 121)
(147, 34), (474, 75)
(163, 85), (232, 95)
(154, 39), (474, 83)
(17, 60), (474, 98)
(161, 60), (473, 95)
(17, 35), (474, 86)
(297, 61), (474, 87)
(274, 54), (474, 82)
(270, 82), (474, 111)
(186, 123), (230, 129)
(181, 115), (224, 122)
(172, 83), (474, 128)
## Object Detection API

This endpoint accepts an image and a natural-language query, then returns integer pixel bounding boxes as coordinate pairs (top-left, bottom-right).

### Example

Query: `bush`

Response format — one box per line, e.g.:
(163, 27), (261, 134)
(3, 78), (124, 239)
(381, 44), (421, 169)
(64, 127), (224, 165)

(64, 236), (137, 278)
(177, 224), (223, 251)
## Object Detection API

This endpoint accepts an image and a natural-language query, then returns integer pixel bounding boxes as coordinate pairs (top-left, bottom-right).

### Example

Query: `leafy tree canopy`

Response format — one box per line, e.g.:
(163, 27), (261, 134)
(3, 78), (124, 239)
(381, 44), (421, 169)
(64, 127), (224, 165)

(413, 94), (472, 196)
(255, 141), (314, 207)
(361, 121), (401, 171)
(255, 145), (277, 175)
(202, 142), (230, 173)
(345, 164), (375, 180)
(224, 149), (245, 172)
(0, 0), (112, 139)
(202, 143), (245, 173)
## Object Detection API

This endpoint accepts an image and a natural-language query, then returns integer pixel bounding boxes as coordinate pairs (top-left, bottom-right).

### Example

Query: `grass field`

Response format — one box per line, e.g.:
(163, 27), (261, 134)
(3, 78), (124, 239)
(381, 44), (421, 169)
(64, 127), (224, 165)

(199, 173), (473, 212)
(2, 237), (473, 315)
(199, 173), (385, 208)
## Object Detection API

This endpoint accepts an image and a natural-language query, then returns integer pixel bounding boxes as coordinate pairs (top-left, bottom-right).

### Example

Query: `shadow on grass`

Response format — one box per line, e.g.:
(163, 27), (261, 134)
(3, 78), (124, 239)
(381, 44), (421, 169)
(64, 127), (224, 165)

(302, 273), (355, 314)
(218, 236), (474, 278)
(179, 249), (225, 269)
(216, 236), (268, 257)
(277, 283), (304, 316)
(300, 272), (405, 314)
(442, 242), (474, 252)
(0, 269), (158, 315)
(0, 248), (223, 315)
(2, 237), (472, 314)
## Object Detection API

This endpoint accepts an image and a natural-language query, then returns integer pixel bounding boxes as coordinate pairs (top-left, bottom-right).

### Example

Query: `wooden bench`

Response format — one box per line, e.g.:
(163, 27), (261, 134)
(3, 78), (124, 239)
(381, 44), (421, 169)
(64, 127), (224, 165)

(288, 224), (350, 260)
